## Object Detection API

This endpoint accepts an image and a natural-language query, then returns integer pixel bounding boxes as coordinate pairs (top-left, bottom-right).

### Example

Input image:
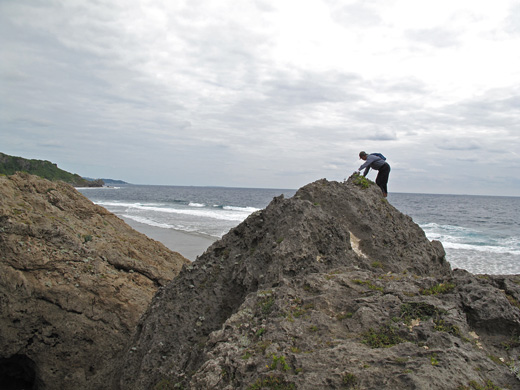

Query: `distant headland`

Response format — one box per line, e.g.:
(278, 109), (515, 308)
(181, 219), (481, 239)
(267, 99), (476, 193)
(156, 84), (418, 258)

(0, 152), (127, 187)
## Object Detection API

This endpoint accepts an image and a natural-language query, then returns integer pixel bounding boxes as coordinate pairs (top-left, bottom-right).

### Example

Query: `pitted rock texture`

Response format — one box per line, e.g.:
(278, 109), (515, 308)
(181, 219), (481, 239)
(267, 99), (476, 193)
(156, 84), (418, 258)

(117, 178), (520, 389)
(116, 177), (520, 389)
(0, 172), (189, 390)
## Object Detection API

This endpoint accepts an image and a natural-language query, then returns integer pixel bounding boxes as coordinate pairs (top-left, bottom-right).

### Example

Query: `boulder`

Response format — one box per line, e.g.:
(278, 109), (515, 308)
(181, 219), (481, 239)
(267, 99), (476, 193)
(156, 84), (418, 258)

(0, 173), (189, 389)
(116, 177), (520, 389)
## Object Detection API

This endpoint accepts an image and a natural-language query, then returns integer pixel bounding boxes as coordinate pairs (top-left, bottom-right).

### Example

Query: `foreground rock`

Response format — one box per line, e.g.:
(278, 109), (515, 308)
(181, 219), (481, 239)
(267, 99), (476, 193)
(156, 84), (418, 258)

(116, 176), (520, 389)
(0, 173), (189, 389)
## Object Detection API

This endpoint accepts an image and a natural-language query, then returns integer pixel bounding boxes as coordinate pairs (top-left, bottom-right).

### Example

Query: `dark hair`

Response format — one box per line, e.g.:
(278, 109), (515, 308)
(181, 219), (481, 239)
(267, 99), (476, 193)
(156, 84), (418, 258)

(359, 151), (367, 158)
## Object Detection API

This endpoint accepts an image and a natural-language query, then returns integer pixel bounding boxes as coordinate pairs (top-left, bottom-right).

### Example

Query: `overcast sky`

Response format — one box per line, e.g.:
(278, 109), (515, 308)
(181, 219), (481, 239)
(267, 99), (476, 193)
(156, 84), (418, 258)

(1, 0), (519, 195)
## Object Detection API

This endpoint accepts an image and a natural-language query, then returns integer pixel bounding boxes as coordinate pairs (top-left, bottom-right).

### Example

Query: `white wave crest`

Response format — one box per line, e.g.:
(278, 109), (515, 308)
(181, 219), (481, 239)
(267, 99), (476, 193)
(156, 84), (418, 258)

(223, 205), (259, 213)
(421, 222), (472, 233)
(77, 186), (121, 190)
(441, 241), (520, 255)
(421, 222), (520, 255)
(121, 214), (224, 238)
(95, 201), (164, 208)
(122, 215), (174, 229)
(96, 201), (254, 222)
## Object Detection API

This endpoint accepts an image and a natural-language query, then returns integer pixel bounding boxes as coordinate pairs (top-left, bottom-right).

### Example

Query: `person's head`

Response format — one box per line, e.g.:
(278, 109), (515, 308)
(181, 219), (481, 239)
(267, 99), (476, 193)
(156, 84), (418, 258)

(359, 151), (367, 160)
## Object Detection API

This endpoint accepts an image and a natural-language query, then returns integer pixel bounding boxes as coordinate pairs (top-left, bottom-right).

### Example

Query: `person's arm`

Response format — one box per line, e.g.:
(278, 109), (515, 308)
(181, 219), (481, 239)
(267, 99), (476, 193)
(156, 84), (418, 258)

(358, 155), (378, 176)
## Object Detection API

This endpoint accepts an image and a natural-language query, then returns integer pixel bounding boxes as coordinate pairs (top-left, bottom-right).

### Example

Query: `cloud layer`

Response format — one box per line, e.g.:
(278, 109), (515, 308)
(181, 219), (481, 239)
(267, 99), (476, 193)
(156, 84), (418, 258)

(1, 0), (519, 195)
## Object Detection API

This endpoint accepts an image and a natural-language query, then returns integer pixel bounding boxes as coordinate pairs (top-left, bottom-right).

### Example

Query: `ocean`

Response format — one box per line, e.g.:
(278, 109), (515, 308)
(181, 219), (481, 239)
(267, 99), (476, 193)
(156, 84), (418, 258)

(390, 193), (520, 275)
(78, 185), (520, 275)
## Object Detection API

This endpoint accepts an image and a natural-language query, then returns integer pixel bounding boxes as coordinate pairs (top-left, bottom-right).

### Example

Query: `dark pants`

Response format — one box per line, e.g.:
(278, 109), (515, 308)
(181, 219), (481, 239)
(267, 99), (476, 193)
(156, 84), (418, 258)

(376, 163), (390, 195)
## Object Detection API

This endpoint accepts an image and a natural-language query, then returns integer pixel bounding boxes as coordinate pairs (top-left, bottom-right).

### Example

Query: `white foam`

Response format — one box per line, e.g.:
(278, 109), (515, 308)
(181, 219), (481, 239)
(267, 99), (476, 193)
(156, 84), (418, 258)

(95, 201), (145, 208)
(96, 201), (254, 222)
(77, 186), (121, 190)
(441, 241), (520, 255)
(446, 248), (520, 275)
(421, 222), (471, 233)
(420, 222), (520, 256)
(223, 205), (259, 213)
(122, 214), (174, 229)
(121, 214), (224, 238)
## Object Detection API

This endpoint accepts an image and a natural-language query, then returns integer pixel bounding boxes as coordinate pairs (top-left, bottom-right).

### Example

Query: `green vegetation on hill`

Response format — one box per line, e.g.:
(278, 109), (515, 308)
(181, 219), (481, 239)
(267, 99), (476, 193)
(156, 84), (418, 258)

(0, 152), (103, 187)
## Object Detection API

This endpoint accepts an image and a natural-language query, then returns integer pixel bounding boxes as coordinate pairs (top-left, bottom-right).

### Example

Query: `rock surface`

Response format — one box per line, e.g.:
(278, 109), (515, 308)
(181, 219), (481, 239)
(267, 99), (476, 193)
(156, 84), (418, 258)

(0, 173), (189, 389)
(116, 176), (520, 389)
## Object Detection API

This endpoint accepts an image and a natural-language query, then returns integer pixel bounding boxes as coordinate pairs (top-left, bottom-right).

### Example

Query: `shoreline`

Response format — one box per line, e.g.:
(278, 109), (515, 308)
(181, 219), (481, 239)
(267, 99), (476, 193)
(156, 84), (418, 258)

(121, 216), (217, 261)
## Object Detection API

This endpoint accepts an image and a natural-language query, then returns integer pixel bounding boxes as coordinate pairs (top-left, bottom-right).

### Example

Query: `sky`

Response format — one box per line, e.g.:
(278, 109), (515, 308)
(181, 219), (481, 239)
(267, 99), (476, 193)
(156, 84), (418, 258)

(1, 0), (519, 196)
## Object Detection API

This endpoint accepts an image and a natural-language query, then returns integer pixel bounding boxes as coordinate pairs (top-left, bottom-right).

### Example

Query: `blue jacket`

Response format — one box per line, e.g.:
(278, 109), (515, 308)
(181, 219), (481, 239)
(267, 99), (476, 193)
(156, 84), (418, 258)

(359, 154), (386, 176)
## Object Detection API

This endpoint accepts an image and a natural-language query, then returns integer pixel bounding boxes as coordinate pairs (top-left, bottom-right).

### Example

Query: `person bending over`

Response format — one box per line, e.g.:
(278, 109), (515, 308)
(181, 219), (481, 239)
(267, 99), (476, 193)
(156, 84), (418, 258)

(356, 151), (391, 197)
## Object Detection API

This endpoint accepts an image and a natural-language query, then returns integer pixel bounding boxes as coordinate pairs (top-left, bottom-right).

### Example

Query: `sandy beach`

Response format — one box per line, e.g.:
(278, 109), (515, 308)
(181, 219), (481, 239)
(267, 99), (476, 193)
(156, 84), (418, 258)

(122, 217), (217, 261)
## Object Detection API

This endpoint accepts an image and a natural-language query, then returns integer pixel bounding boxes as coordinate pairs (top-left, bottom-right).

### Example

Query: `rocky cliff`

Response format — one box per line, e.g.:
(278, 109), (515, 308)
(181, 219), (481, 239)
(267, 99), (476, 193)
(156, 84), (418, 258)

(116, 176), (520, 389)
(0, 173), (189, 389)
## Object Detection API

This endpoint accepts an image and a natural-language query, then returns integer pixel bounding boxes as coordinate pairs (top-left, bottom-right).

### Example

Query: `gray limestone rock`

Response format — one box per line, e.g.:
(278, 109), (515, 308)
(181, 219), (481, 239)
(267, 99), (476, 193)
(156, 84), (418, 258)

(116, 177), (520, 389)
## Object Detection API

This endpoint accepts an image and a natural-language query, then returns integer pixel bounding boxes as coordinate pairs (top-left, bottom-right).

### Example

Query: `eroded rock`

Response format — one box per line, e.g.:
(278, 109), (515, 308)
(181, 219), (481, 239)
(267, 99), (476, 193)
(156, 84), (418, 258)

(0, 173), (189, 389)
(116, 178), (520, 389)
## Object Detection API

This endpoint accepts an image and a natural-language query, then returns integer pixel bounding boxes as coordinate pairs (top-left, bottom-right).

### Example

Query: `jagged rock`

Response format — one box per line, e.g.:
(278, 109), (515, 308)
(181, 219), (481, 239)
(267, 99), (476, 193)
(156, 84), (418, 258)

(0, 173), (189, 389)
(116, 177), (520, 389)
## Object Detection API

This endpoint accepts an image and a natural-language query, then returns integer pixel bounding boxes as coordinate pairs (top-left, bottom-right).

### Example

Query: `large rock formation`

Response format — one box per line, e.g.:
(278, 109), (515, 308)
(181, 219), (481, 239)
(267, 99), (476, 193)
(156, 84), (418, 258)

(0, 173), (189, 389)
(116, 176), (520, 389)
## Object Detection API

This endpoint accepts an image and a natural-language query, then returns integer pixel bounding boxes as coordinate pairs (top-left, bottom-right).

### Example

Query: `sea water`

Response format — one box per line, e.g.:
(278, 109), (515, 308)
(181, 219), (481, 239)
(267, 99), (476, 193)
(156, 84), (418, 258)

(79, 185), (520, 275)
(78, 185), (296, 238)
(389, 193), (520, 275)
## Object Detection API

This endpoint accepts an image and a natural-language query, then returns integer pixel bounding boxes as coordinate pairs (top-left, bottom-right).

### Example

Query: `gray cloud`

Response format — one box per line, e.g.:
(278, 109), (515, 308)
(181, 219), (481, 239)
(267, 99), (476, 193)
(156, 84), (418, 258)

(436, 140), (481, 151)
(506, 4), (520, 35)
(1, 0), (520, 195)
(264, 71), (364, 106)
(441, 89), (520, 131)
(405, 27), (461, 48)
(328, 1), (383, 27)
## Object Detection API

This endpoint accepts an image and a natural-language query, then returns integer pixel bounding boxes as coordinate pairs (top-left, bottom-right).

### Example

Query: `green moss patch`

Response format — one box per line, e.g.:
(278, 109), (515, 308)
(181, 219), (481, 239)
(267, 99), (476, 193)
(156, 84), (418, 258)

(362, 324), (403, 348)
